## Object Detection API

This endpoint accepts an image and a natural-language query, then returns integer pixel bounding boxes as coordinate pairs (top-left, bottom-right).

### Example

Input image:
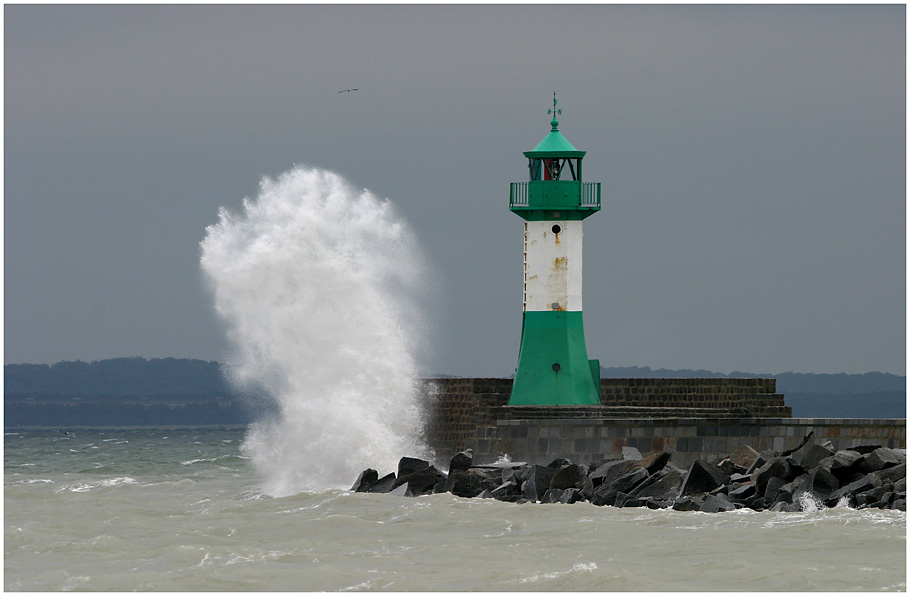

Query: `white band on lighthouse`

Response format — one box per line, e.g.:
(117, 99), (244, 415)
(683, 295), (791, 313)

(523, 220), (583, 312)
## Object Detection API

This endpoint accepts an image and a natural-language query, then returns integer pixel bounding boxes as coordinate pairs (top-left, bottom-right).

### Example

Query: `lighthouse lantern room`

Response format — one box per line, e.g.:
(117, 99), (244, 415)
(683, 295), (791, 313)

(508, 94), (602, 406)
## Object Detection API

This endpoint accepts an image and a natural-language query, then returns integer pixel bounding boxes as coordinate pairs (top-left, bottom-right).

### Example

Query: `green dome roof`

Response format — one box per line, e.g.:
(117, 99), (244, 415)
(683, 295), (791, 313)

(523, 118), (586, 158)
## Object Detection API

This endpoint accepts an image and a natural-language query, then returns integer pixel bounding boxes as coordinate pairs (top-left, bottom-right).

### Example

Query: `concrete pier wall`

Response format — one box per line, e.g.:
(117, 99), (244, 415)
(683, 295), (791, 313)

(478, 416), (906, 470)
(423, 378), (905, 468)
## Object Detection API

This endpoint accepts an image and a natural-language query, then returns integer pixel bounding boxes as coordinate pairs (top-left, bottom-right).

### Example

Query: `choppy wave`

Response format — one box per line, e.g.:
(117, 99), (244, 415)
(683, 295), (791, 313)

(5, 429), (906, 592)
(55, 477), (138, 493)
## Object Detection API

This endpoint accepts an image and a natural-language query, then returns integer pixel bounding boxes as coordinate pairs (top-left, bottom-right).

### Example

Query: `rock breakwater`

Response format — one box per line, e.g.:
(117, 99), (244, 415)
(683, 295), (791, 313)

(351, 437), (906, 512)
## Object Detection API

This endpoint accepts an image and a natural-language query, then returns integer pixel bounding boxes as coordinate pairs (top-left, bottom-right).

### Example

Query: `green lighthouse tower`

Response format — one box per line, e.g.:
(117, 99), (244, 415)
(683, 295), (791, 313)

(508, 95), (602, 406)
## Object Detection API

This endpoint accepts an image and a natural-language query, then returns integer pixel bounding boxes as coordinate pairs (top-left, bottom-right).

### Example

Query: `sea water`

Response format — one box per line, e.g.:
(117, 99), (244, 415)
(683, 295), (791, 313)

(4, 428), (906, 591)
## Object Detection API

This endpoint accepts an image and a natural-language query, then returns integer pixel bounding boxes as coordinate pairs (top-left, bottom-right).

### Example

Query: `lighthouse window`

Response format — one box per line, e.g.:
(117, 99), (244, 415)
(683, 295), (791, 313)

(552, 363), (562, 373)
(551, 224), (562, 235)
(528, 158), (581, 181)
(545, 159), (560, 180)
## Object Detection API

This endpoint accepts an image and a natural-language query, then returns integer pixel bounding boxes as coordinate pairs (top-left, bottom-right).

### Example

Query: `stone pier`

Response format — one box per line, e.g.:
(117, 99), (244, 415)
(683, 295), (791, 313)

(422, 378), (905, 468)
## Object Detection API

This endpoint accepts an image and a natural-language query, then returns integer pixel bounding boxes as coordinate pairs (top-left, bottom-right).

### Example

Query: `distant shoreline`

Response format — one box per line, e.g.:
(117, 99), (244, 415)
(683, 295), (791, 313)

(5, 425), (251, 431)
(5, 358), (906, 425)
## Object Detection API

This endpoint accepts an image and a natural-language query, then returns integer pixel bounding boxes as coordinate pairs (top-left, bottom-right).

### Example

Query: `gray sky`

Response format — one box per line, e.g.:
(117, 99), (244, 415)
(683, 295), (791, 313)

(5, 5), (905, 376)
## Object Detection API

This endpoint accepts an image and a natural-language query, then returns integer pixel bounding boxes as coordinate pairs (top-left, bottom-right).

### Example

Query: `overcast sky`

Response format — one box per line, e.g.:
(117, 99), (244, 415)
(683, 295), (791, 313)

(5, 5), (905, 376)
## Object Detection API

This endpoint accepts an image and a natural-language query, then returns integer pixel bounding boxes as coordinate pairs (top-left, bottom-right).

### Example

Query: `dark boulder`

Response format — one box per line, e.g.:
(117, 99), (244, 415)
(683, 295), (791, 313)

(351, 468), (379, 492)
(448, 449), (474, 473)
(510, 463), (534, 484)
(355, 442), (905, 512)
(520, 465), (559, 502)
(588, 457), (619, 471)
(825, 475), (876, 506)
(745, 450), (771, 475)
(762, 477), (785, 502)
(681, 460), (728, 496)
(521, 476), (540, 502)
(822, 450), (867, 484)
(394, 464), (445, 495)
(822, 449), (863, 472)
(398, 456), (430, 478)
(500, 464), (526, 484)
(851, 444), (884, 455)
(671, 497), (703, 511)
(769, 501), (801, 512)
(581, 475), (595, 500)
(777, 474), (815, 506)
(755, 457), (793, 493)
(550, 463), (588, 490)
(700, 494), (737, 513)
(368, 472), (397, 494)
(856, 485), (892, 507)
(445, 469), (487, 498)
(491, 479), (523, 502)
(787, 457), (807, 479)
(858, 448), (905, 474)
(590, 459), (639, 488)
(540, 488), (565, 503)
(615, 492), (646, 508)
(772, 488), (794, 506)
(737, 494), (762, 509)
(591, 467), (649, 506)
(645, 498), (670, 510)
(718, 459), (745, 477)
(800, 467), (839, 498)
(748, 496), (769, 510)
(632, 467), (685, 502)
(548, 457), (573, 468)
(708, 483), (729, 496)
(634, 451), (671, 476)
(559, 488), (586, 504)
(796, 444), (836, 470)
(727, 483), (757, 502)
(869, 462), (906, 486)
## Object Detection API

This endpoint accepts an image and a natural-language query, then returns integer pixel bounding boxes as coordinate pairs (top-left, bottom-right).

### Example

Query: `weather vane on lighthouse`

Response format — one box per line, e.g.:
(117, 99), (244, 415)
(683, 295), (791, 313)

(548, 92), (561, 120)
(507, 94), (603, 405)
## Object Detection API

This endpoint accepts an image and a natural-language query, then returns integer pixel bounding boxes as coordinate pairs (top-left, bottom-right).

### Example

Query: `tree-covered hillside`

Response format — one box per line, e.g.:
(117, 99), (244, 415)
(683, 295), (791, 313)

(5, 357), (229, 396)
(4, 359), (905, 426)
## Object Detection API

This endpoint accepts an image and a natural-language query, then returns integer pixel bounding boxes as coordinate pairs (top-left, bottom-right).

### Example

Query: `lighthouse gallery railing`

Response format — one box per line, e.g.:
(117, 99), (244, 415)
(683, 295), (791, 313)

(509, 182), (601, 209)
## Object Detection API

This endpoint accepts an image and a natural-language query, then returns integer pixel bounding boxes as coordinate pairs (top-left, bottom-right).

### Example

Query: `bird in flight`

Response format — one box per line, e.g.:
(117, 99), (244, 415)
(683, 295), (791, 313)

(338, 88), (359, 93)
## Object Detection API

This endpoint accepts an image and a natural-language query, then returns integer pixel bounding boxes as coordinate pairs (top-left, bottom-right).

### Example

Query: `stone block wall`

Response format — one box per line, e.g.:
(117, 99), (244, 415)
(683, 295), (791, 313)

(420, 378), (509, 462)
(600, 378), (789, 417)
(422, 377), (904, 468)
(479, 417), (906, 470)
(424, 376), (790, 461)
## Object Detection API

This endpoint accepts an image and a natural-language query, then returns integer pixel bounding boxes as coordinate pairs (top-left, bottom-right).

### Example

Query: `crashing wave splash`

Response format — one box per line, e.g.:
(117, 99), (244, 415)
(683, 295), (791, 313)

(201, 166), (431, 496)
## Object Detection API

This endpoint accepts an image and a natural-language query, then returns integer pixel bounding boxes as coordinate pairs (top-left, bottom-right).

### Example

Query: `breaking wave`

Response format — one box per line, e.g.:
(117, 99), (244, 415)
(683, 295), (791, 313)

(200, 166), (431, 496)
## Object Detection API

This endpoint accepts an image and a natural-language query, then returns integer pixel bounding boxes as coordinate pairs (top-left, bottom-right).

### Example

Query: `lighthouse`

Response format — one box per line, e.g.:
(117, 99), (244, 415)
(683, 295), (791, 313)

(508, 95), (602, 406)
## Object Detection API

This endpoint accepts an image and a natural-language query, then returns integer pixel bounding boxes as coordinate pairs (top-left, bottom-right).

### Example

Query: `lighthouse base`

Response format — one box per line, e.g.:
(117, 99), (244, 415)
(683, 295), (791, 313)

(509, 311), (600, 406)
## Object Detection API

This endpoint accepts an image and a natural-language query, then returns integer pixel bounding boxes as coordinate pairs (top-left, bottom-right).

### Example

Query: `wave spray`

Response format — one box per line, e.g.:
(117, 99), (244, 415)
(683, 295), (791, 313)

(200, 166), (430, 496)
